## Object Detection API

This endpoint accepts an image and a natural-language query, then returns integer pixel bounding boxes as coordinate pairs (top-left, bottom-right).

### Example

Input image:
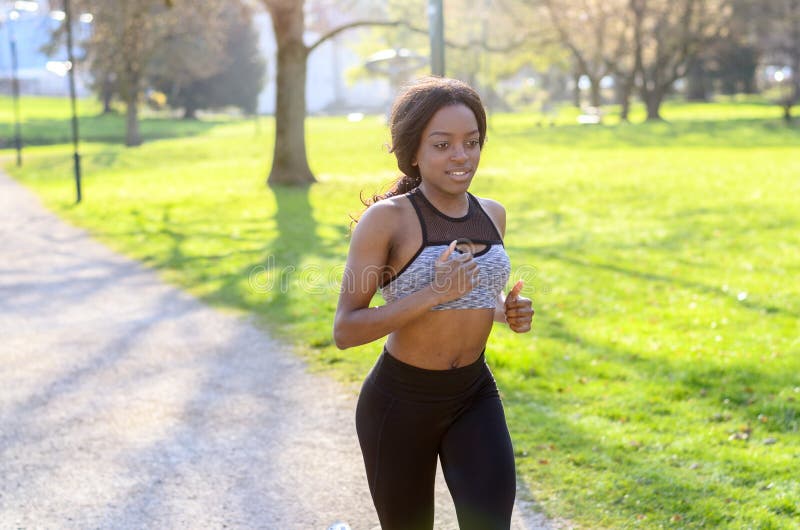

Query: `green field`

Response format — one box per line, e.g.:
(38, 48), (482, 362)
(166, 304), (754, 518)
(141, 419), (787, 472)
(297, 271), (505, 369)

(3, 95), (799, 528)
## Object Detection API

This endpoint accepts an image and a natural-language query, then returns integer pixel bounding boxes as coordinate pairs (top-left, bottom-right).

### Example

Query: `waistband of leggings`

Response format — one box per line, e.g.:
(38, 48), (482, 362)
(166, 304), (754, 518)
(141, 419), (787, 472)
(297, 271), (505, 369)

(368, 345), (490, 400)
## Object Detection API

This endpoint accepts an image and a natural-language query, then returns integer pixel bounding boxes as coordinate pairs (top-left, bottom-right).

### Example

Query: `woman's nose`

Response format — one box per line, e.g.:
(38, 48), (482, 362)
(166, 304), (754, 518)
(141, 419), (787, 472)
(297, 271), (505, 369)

(451, 145), (467, 161)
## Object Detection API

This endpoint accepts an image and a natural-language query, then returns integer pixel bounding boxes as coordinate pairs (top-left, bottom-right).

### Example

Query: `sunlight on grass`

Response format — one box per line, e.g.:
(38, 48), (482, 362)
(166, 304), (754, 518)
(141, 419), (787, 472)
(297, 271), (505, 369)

(3, 98), (799, 529)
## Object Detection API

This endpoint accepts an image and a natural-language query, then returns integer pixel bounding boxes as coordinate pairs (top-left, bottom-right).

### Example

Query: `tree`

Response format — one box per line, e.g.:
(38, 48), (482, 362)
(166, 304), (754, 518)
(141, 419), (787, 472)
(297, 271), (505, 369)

(710, 39), (759, 95)
(761, 0), (800, 121)
(533, 0), (733, 120)
(75, 0), (227, 145)
(151, 2), (266, 118)
(629, 0), (733, 120)
(541, 0), (621, 109)
(684, 0), (762, 101)
(260, 0), (402, 185)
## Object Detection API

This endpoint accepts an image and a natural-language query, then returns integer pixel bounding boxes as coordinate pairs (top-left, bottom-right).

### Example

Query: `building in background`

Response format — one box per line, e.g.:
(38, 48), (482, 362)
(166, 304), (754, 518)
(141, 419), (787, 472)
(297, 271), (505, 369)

(0, 0), (91, 96)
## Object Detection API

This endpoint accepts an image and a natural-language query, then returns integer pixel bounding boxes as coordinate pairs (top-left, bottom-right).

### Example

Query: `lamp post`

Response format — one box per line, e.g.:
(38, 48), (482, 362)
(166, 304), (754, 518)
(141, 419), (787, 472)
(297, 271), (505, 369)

(3, 1), (39, 165)
(427, 0), (444, 76)
(63, 0), (81, 203)
(5, 8), (23, 166)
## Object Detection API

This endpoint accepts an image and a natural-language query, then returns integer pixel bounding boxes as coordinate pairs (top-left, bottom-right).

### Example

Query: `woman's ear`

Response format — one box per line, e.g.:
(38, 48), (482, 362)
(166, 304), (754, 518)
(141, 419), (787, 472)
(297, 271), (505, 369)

(411, 158), (418, 167)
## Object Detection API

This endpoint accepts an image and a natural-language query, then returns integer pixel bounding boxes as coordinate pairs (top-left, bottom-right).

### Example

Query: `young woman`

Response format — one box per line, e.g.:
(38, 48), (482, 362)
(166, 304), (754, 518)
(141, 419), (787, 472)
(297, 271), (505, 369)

(334, 77), (534, 530)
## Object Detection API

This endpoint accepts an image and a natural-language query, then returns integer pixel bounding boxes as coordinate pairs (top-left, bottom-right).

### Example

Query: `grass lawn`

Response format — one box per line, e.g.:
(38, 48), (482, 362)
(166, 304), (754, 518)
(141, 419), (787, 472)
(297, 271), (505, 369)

(3, 95), (799, 528)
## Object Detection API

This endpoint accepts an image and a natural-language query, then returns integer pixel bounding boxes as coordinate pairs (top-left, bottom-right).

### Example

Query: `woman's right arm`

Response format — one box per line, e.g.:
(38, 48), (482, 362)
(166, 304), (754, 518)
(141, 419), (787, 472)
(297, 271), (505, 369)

(333, 202), (475, 349)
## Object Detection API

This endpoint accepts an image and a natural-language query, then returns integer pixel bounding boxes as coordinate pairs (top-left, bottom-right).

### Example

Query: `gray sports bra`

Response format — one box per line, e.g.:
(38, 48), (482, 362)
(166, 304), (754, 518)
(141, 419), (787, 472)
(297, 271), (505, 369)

(380, 188), (511, 310)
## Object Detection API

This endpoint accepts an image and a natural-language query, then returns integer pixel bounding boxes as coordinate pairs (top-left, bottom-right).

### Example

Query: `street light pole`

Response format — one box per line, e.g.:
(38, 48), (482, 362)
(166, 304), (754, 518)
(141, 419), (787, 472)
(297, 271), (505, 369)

(63, 0), (81, 203)
(428, 0), (444, 76)
(8, 13), (22, 166)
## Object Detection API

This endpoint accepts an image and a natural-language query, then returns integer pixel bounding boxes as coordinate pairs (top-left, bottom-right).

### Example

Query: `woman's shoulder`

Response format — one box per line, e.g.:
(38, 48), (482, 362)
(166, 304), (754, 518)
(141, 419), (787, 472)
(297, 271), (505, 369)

(363, 193), (414, 219)
(354, 194), (414, 236)
(471, 194), (506, 237)
(471, 194), (506, 217)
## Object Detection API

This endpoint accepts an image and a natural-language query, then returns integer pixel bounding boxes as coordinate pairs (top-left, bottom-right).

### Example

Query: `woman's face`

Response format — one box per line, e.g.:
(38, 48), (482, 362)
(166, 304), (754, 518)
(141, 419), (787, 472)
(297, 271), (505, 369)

(413, 103), (481, 196)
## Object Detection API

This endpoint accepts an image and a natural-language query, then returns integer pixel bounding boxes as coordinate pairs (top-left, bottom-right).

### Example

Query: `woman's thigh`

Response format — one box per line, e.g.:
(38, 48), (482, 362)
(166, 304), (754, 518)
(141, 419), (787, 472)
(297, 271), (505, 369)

(439, 390), (516, 530)
(356, 380), (443, 530)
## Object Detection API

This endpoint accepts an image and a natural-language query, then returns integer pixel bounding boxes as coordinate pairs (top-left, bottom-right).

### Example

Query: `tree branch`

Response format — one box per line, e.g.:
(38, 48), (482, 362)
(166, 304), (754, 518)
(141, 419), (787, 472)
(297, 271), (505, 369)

(307, 20), (403, 54)
(403, 23), (547, 52)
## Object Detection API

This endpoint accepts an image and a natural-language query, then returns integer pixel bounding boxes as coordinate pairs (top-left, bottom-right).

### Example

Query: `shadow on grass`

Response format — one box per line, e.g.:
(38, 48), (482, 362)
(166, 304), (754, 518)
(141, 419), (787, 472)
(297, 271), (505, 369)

(0, 114), (227, 148)
(533, 248), (798, 320)
(201, 184), (347, 349)
(243, 184), (325, 317)
(238, 185), (349, 342)
(501, 317), (798, 526)
(63, 181), (349, 352)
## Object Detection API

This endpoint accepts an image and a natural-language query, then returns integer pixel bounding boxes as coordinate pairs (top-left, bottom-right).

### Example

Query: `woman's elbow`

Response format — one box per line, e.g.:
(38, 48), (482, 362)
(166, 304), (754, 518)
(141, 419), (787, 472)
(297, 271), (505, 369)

(333, 315), (354, 350)
(333, 330), (350, 350)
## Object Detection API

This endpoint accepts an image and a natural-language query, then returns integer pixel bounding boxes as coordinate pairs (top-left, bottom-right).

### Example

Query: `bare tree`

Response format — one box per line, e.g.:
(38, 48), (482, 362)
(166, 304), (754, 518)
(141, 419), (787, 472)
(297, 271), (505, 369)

(541, 0), (621, 109)
(534, 0), (732, 120)
(629, 0), (732, 120)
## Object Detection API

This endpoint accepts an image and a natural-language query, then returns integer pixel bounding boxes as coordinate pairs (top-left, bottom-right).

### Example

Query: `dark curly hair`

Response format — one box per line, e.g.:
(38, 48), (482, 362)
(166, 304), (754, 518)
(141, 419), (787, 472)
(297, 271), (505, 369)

(361, 76), (487, 208)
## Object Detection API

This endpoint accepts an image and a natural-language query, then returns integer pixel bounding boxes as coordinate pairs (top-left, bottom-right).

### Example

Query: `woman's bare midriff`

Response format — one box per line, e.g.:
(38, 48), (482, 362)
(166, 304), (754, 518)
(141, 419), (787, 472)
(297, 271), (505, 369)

(385, 307), (495, 370)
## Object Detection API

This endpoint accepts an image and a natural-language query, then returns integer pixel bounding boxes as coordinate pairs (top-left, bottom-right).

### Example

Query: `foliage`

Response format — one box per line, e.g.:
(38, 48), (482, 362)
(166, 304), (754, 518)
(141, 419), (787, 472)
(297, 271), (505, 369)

(150, 2), (266, 117)
(708, 39), (759, 95)
(55, 0), (229, 144)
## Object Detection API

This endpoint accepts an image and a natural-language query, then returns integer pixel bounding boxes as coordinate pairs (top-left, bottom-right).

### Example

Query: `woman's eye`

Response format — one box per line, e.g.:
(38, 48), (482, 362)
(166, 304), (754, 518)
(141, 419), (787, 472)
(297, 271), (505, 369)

(434, 142), (449, 149)
(466, 139), (480, 148)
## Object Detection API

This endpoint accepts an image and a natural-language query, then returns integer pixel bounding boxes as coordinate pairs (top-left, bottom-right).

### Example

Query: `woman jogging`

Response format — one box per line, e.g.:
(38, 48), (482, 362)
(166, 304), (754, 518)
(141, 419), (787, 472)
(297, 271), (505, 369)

(333, 77), (534, 530)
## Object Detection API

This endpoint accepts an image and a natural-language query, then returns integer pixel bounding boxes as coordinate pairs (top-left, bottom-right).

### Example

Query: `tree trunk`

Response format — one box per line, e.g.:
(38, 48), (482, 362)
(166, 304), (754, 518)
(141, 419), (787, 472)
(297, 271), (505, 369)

(101, 76), (114, 114)
(573, 71), (582, 108)
(644, 89), (664, 121)
(125, 91), (141, 146)
(589, 77), (602, 107)
(267, 1), (315, 186)
(183, 105), (198, 120)
(618, 75), (634, 122)
(686, 57), (708, 102)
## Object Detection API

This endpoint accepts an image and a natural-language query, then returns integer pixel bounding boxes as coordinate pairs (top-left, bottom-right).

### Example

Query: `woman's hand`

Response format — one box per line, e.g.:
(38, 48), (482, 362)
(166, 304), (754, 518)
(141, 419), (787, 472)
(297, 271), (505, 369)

(504, 280), (534, 333)
(431, 240), (479, 304)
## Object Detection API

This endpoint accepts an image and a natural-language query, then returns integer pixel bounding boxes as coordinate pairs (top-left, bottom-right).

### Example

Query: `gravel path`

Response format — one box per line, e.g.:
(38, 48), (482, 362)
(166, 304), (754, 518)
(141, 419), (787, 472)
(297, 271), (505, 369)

(0, 170), (556, 529)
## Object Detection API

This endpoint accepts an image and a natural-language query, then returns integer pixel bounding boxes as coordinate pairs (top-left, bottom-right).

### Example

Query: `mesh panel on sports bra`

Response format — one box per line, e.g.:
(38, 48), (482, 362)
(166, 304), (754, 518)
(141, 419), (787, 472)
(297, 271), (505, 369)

(411, 188), (502, 245)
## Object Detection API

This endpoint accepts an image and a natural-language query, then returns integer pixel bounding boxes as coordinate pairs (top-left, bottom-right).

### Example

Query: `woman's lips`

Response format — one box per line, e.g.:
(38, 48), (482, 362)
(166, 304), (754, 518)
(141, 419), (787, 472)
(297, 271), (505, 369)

(446, 168), (472, 179)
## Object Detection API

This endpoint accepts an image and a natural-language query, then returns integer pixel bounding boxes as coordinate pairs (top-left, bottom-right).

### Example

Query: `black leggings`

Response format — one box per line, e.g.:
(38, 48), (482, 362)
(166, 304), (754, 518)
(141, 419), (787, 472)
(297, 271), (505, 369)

(355, 347), (516, 530)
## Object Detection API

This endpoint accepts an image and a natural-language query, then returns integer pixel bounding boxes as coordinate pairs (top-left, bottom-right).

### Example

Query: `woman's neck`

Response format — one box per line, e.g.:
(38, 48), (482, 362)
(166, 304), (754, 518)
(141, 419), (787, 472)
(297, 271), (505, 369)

(418, 183), (469, 218)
